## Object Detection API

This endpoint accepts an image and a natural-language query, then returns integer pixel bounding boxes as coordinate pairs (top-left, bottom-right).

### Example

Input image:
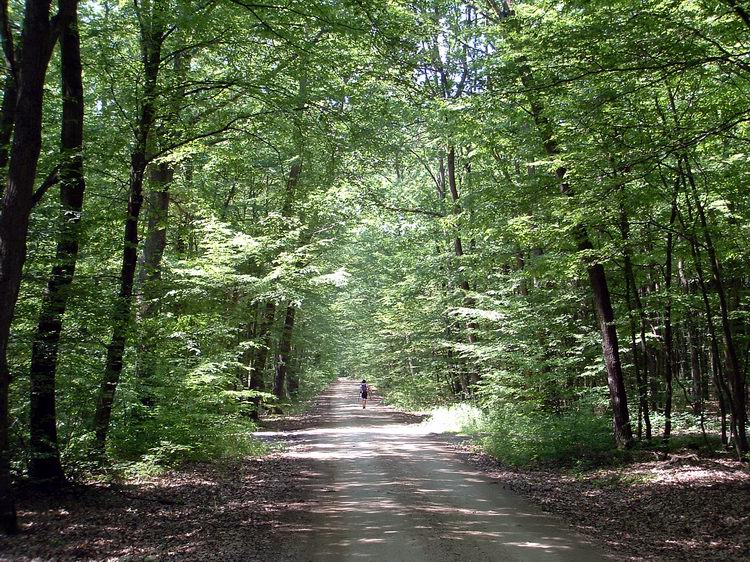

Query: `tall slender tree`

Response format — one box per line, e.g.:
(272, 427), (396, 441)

(0, 0), (76, 535)
(93, 0), (167, 455)
(28, 0), (85, 483)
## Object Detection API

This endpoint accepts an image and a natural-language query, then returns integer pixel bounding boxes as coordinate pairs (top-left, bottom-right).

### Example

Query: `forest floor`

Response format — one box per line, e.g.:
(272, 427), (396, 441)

(1, 380), (748, 561)
(451, 441), (750, 561)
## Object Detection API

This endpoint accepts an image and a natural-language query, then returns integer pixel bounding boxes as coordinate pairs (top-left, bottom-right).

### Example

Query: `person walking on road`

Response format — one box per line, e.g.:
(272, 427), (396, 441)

(359, 380), (369, 409)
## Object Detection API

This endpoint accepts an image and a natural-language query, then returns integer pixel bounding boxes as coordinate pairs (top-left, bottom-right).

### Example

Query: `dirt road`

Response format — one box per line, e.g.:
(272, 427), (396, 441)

(258, 379), (610, 561)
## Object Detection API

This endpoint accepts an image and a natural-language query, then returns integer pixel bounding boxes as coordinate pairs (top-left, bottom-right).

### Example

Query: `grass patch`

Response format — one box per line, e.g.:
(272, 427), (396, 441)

(416, 399), (621, 468)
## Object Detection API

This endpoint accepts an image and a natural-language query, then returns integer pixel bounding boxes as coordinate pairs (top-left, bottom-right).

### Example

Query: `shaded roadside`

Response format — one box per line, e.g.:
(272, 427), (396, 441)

(0, 455), (313, 561)
(451, 443), (750, 561)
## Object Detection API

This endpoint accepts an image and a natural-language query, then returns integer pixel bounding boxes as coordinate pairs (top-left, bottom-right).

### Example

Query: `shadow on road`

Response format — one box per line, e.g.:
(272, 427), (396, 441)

(256, 379), (610, 561)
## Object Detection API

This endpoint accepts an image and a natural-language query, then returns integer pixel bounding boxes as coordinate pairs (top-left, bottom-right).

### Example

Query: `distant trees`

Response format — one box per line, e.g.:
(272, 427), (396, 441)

(335, 0), (750, 460)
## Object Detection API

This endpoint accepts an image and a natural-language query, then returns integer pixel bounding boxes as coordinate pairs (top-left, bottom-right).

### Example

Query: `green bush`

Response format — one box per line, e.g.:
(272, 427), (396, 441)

(480, 400), (615, 467)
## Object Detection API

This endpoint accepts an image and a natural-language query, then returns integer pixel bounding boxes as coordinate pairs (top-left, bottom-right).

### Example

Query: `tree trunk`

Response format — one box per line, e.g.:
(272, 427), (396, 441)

(264, 72), (306, 405)
(580, 231), (633, 448)
(273, 304), (296, 400)
(662, 197), (677, 441)
(487, 0), (634, 447)
(134, 50), (183, 375)
(287, 349), (300, 396)
(239, 309), (259, 417)
(516, 251), (528, 297)
(712, 346), (729, 445)
(446, 146), (479, 386)
(249, 301), (274, 420)
(679, 259), (703, 417)
(628, 309), (643, 439)
(620, 209), (652, 440)
(447, 147), (478, 337)
(621, 224), (642, 439)
(518, 62), (633, 447)
(683, 157), (748, 456)
(0, 76), (15, 191)
(133, 162), (172, 408)
(93, 1), (164, 456)
(689, 328), (703, 415)
(0, 0), (76, 534)
(0, 0), (17, 191)
(137, 166), (171, 315)
(28, 3), (84, 483)
(681, 201), (731, 445)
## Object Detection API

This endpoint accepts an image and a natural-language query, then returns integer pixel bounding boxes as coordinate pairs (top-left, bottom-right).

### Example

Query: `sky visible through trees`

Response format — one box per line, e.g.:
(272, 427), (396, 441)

(0, 0), (749, 537)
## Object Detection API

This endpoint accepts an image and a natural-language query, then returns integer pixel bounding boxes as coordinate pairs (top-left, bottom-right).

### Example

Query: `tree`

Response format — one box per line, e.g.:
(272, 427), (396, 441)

(0, 0), (77, 533)
(28, 0), (85, 483)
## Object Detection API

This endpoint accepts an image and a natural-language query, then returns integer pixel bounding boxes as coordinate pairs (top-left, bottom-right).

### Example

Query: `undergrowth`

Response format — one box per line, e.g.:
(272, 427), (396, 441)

(420, 399), (617, 467)
(421, 403), (735, 470)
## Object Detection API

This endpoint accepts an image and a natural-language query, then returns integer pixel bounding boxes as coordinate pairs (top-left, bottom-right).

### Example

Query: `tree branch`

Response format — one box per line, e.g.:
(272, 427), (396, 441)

(31, 165), (61, 206)
(148, 112), (272, 161)
(365, 193), (444, 218)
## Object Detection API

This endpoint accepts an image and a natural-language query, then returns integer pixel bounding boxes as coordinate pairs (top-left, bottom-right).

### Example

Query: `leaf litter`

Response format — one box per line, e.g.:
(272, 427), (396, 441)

(451, 442), (750, 561)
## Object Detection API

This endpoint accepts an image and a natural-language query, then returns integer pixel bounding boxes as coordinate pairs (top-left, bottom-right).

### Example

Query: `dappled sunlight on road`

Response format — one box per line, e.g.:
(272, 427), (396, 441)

(256, 379), (609, 561)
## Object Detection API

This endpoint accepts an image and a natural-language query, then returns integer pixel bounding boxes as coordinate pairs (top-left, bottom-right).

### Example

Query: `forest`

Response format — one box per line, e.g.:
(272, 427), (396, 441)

(1, 0), (749, 547)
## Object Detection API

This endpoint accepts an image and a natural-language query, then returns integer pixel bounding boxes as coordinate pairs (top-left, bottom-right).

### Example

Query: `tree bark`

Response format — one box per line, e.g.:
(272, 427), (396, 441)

(133, 161), (172, 408)
(133, 50), (186, 407)
(679, 259), (703, 417)
(447, 147), (478, 338)
(264, 72), (306, 404)
(0, 0), (76, 534)
(689, 328), (703, 415)
(620, 211), (651, 440)
(249, 301), (275, 420)
(28, 2), (84, 483)
(0, 0), (17, 191)
(578, 231), (633, 447)
(239, 309), (259, 417)
(273, 304), (296, 400)
(93, 0), (164, 456)
(0, 73), (13, 177)
(680, 200), (731, 446)
(137, 164), (171, 316)
(446, 146), (479, 386)
(662, 197), (678, 441)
